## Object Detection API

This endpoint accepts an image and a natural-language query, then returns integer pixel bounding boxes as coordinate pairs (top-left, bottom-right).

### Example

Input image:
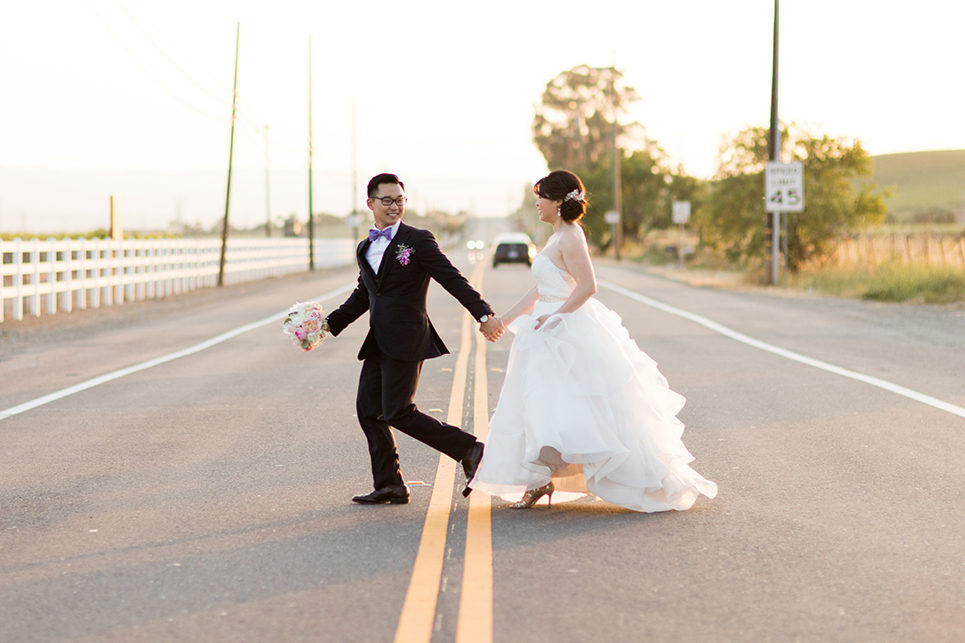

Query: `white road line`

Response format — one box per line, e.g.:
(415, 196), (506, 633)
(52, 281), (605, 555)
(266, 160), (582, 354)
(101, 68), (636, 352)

(599, 279), (965, 420)
(0, 284), (356, 422)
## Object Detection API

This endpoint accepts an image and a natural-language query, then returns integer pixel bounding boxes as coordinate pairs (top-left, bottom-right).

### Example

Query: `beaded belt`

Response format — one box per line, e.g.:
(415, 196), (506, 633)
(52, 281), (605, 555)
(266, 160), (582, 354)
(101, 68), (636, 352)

(537, 293), (566, 302)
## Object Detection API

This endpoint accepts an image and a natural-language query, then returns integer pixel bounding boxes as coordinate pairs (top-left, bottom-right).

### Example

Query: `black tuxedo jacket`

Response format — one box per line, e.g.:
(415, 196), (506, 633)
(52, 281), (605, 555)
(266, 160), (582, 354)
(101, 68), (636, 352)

(326, 222), (493, 361)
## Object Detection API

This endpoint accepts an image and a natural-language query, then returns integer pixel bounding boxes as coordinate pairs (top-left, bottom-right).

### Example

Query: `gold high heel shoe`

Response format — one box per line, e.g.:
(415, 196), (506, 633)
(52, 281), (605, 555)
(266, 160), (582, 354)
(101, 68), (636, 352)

(510, 482), (554, 509)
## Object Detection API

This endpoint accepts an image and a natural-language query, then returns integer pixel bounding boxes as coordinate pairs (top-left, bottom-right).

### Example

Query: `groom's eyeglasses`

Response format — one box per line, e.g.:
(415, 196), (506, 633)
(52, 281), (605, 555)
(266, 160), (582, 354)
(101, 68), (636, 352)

(373, 196), (407, 207)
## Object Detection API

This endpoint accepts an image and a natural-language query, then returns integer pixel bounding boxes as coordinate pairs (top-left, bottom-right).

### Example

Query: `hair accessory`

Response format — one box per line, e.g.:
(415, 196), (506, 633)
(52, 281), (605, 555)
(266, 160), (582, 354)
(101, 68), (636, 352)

(564, 189), (586, 203)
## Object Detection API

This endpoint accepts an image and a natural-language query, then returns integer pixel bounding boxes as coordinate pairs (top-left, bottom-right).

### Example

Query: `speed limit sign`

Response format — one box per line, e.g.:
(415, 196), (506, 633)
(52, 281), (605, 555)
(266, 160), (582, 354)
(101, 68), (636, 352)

(765, 161), (804, 212)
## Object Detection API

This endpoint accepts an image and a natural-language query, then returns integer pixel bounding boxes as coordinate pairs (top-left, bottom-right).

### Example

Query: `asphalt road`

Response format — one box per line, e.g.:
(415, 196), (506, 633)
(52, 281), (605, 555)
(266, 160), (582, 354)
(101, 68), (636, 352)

(1, 239), (963, 642)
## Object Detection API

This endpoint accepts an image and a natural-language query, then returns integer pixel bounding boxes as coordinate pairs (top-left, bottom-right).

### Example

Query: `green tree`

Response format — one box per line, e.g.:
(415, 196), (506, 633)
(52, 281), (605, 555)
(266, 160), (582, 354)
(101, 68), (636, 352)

(697, 125), (887, 271)
(532, 64), (699, 251)
(580, 146), (676, 246)
(532, 65), (640, 174)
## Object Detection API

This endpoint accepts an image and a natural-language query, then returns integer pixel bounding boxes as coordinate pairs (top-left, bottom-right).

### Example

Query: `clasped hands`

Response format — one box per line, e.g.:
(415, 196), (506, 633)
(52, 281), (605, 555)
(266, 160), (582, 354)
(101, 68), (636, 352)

(479, 316), (505, 342)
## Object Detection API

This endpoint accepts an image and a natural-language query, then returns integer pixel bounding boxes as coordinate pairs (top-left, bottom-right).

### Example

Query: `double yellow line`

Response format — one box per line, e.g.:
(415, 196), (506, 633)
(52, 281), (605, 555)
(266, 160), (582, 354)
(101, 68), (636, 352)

(394, 264), (494, 643)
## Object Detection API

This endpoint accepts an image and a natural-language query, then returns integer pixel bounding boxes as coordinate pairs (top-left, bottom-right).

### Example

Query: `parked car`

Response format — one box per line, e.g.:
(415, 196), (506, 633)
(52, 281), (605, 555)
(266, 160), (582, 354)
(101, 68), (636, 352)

(491, 233), (536, 268)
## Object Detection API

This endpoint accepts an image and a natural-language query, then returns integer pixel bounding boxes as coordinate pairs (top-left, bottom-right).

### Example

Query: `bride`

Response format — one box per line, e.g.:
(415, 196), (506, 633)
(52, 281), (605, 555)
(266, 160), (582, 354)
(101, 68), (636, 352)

(468, 170), (717, 512)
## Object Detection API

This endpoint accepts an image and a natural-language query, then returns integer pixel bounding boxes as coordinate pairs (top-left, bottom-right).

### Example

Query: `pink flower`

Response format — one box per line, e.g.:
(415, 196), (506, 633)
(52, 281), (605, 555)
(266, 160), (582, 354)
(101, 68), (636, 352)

(283, 301), (328, 352)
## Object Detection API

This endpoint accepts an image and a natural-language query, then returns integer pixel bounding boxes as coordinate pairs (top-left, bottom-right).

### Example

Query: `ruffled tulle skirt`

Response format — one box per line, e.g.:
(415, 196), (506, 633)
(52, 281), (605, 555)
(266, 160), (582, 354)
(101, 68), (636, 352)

(470, 298), (717, 512)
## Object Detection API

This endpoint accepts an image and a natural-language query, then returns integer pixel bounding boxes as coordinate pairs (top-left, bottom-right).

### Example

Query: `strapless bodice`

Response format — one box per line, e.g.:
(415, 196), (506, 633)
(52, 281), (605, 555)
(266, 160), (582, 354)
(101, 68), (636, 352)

(532, 252), (576, 300)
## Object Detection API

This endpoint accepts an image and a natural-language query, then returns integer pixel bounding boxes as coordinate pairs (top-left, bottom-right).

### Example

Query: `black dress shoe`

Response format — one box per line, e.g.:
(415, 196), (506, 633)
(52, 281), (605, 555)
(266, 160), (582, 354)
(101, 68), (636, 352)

(352, 485), (410, 505)
(461, 441), (484, 497)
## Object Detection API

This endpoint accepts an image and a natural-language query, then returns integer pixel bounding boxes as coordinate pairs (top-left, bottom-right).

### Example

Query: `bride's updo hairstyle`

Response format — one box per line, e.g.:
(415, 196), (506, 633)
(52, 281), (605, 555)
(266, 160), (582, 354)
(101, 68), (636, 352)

(534, 170), (587, 222)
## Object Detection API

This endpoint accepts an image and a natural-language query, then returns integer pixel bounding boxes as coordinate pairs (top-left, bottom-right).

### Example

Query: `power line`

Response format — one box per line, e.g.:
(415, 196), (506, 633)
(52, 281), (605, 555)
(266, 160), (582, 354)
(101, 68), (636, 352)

(113, 0), (234, 109)
(84, 0), (226, 121)
(86, 1), (321, 163)
(108, 1), (311, 157)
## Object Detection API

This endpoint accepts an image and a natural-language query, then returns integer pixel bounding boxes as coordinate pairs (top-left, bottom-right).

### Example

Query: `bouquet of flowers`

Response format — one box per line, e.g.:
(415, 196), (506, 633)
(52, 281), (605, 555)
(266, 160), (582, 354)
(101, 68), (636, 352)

(282, 301), (328, 352)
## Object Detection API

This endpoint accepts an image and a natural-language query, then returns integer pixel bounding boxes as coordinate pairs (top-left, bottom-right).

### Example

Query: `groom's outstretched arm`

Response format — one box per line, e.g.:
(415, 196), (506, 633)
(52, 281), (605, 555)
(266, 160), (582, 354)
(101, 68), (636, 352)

(413, 230), (493, 321)
(325, 275), (369, 336)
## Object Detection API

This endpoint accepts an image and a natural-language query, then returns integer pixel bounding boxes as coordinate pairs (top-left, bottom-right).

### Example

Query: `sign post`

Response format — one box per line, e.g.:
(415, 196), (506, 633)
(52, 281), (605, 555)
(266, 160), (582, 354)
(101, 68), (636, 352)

(764, 161), (804, 284)
(671, 201), (690, 269)
(109, 195), (122, 241)
(346, 213), (362, 245)
(604, 210), (620, 259)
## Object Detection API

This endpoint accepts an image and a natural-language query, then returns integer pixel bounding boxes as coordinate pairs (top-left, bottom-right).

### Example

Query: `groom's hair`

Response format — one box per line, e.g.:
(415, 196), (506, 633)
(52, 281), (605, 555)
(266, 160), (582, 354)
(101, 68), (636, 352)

(368, 173), (405, 197)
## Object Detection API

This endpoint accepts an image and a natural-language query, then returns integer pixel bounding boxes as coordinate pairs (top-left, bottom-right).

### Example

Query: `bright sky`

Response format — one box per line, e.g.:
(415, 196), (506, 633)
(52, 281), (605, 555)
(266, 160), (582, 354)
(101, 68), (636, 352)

(2, 0), (964, 233)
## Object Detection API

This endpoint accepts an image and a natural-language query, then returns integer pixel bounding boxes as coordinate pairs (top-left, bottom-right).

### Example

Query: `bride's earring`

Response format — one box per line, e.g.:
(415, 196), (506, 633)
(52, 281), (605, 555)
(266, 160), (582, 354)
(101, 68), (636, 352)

(556, 206), (561, 217)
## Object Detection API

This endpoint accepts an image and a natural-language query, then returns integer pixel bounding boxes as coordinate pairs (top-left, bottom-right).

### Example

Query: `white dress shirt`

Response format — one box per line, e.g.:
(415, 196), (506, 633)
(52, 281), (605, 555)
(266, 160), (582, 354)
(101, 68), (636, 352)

(365, 221), (401, 273)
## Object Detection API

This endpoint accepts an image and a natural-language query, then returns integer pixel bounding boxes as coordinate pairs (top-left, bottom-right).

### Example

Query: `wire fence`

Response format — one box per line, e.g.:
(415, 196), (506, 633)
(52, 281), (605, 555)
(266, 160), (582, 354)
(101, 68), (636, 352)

(829, 232), (965, 269)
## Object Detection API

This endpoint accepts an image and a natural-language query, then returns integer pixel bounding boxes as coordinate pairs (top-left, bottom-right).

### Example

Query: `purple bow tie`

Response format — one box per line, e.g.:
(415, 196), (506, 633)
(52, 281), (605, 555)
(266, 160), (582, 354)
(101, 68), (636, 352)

(368, 228), (392, 242)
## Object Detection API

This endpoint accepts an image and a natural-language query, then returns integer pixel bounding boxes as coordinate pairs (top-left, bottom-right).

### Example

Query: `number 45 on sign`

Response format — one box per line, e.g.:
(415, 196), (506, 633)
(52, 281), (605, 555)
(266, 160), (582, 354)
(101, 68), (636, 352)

(765, 161), (804, 212)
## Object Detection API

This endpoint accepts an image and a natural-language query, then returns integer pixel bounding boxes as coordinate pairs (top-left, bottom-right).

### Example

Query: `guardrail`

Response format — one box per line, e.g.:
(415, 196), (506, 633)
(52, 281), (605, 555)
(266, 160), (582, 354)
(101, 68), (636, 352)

(0, 237), (356, 322)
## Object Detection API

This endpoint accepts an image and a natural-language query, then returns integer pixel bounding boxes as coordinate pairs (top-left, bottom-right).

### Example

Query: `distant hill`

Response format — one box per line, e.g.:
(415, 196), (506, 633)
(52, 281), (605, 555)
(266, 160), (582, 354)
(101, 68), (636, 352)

(870, 150), (965, 221)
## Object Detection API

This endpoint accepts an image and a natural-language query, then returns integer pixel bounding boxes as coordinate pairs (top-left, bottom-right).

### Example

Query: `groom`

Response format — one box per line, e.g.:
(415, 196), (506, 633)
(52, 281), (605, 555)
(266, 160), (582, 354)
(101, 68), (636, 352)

(324, 173), (504, 504)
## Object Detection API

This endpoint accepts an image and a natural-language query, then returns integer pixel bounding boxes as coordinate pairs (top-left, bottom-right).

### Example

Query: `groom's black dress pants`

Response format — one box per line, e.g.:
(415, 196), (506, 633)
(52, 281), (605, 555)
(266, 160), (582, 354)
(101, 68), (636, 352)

(356, 349), (476, 490)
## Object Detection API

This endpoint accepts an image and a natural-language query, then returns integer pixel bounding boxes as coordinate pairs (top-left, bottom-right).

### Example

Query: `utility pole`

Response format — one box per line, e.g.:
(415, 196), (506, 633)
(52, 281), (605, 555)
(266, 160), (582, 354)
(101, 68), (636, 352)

(350, 98), (360, 245)
(609, 66), (622, 261)
(218, 22), (240, 287)
(766, 0), (780, 285)
(264, 125), (271, 237)
(307, 35), (315, 270)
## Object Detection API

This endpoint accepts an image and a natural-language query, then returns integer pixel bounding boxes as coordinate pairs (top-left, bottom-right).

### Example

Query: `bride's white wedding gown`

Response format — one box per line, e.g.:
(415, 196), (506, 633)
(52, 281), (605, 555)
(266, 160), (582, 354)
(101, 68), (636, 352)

(470, 238), (717, 512)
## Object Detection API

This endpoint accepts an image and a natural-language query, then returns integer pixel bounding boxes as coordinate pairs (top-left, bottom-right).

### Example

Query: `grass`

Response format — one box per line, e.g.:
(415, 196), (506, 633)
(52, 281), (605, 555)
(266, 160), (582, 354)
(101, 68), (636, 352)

(617, 236), (965, 306)
(622, 224), (965, 305)
(870, 150), (965, 218)
(794, 263), (965, 304)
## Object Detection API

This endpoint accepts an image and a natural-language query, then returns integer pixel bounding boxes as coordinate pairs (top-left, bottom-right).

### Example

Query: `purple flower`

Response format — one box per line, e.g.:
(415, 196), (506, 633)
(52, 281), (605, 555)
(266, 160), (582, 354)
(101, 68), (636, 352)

(396, 244), (414, 266)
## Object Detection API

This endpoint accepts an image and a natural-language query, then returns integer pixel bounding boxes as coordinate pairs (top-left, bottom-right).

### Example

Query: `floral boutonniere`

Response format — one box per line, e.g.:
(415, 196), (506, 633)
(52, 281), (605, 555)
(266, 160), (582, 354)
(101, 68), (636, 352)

(395, 243), (414, 266)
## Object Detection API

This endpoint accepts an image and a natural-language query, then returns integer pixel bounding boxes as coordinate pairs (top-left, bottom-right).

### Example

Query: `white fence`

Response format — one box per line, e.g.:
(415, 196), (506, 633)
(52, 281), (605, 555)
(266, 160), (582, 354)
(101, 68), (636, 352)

(0, 237), (356, 322)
